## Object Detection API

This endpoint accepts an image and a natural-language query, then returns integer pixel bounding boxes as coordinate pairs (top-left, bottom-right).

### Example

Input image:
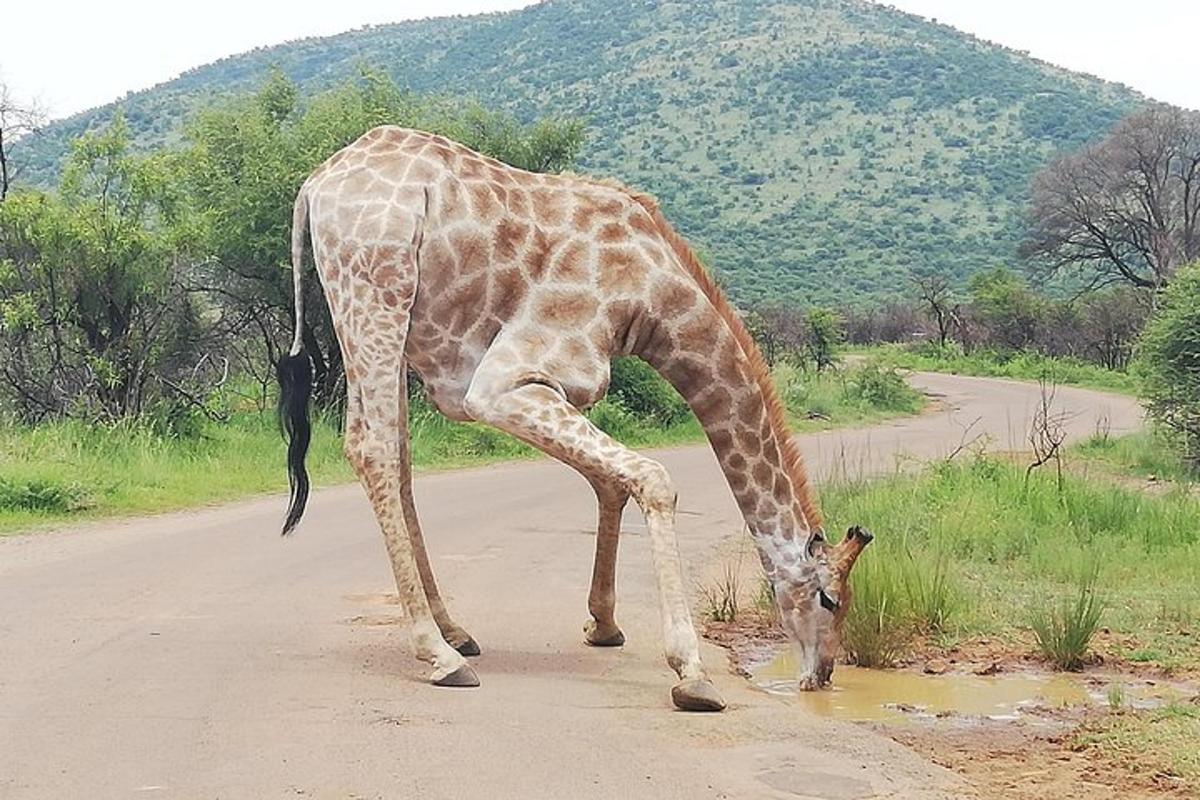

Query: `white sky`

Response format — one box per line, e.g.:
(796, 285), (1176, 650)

(3, 0), (1198, 122)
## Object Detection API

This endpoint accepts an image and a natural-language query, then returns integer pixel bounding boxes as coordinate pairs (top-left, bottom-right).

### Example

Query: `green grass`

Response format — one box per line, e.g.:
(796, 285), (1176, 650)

(1076, 430), (1199, 485)
(826, 450), (1200, 672)
(860, 343), (1138, 394)
(0, 362), (923, 534)
(1075, 703), (1200, 793)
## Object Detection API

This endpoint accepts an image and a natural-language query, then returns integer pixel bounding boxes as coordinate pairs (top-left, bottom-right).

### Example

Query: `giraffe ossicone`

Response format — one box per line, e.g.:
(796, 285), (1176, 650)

(275, 126), (871, 711)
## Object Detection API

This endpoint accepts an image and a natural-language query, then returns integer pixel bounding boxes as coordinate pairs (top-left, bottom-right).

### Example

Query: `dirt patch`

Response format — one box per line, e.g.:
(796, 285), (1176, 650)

(890, 711), (1194, 799)
(703, 616), (1199, 797)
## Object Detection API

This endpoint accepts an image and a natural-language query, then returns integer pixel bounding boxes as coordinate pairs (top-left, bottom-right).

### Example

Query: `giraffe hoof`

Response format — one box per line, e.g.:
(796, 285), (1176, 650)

(671, 679), (726, 712)
(432, 663), (480, 688)
(584, 621), (626, 647)
(451, 637), (481, 657)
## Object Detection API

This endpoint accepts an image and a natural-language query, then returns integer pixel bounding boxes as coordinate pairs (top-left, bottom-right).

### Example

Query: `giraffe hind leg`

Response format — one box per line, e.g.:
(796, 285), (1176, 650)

(397, 367), (480, 657)
(323, 227), (476, 688)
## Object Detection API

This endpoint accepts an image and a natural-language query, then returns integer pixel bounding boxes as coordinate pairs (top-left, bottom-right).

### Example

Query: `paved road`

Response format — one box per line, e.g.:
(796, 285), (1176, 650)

(0, 373), (1142, 800)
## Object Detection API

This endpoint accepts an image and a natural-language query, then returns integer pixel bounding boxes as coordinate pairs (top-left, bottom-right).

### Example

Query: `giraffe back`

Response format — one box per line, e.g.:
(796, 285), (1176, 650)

(302, 126), (689, 419)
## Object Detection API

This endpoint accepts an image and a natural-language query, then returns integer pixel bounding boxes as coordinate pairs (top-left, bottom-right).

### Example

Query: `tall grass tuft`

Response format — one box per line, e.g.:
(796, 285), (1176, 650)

(842, 561), (914, 668)
(699, 562), (741, 623)
(1031, 568), (1106, 671)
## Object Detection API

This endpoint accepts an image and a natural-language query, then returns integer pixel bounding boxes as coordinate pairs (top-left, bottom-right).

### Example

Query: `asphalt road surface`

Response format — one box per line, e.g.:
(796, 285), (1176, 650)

(0, 373), (1143, 800)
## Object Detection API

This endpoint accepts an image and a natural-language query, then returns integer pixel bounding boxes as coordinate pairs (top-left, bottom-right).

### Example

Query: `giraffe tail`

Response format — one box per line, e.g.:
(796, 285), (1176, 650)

(277, 187), (314, 536)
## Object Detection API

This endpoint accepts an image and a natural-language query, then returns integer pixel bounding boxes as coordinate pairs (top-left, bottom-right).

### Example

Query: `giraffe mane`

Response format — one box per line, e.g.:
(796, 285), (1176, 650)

(612, 186), (824, 532)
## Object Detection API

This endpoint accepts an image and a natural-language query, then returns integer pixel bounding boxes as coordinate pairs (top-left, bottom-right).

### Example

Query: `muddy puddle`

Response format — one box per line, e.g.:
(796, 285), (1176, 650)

(753, 650), (1185, 723)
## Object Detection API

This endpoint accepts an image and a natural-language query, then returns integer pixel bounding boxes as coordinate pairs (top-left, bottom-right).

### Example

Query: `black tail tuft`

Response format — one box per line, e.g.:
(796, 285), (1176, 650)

(277, 349), (313, 536)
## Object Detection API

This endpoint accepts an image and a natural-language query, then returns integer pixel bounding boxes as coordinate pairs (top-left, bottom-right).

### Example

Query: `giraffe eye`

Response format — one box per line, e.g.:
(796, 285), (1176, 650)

(817, 589), (839, 612)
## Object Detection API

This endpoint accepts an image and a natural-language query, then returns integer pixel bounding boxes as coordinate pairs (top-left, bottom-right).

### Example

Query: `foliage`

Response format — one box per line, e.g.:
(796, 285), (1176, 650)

(803, 307), (844, 372)
(1136, 262), (1200, 467)
(1024, 106), (1200, 290)
(965, 266), (1045, 352)
(605, 357), (691, 426)
(0, 116), (202, 421)
(826, 450), (1200, 671)
(12, 0), (1143, 304)
(1030, 568), (1106, 670)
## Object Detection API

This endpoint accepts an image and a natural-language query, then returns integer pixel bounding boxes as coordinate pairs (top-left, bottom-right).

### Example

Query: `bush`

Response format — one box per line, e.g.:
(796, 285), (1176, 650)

(1137, 263), (1200, 467)
(606, 357), (691, 426)
(850, 363), (915, 411)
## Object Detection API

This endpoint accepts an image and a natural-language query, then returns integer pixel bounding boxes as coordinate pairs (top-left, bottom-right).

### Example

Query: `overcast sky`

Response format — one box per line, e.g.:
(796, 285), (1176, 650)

(3, 0), (1198, 122)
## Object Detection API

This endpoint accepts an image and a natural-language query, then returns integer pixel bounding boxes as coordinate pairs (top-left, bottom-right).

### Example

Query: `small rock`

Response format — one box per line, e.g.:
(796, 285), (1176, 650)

(924, 660), (950, 675)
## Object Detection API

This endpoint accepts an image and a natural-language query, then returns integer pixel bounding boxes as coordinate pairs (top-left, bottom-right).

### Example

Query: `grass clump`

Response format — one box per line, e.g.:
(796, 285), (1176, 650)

(841, 543), (961, 667)
(776, 361), (924, 424)
(1030, 569), (1106, 671)
(0, 477), (91, 513)
(699, 561), (742, 623)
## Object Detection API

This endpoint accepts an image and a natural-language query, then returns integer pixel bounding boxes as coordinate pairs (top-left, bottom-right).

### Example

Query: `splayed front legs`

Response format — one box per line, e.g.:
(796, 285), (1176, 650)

(464, 360), (725, 712)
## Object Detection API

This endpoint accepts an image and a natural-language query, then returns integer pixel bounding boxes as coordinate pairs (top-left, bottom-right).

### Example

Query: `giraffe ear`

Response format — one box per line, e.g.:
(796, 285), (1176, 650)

(831, 526), (873, 578)
(806, 528), (829, 559)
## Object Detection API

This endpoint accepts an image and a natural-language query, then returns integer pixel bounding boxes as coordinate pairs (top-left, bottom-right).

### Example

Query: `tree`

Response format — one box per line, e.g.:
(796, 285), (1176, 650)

(1136, 262), (1200, 467)
(911, 273), (957, 348)
(1023, 106), (1200, 290)
(0, 115), (200, 420)
(804, 307), (843, 373)
(745, 303), (807, 366)
(0, 82), (46, 201)
(968, 266), (1044, 351)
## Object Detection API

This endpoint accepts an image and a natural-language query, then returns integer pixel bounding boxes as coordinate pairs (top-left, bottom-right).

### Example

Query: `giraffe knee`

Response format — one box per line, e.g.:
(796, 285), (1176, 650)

(630, 460), (676, 516)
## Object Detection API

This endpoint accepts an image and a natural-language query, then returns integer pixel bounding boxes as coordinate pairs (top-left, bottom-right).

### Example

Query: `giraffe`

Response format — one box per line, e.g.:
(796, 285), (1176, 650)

(276, 126), (872, 711)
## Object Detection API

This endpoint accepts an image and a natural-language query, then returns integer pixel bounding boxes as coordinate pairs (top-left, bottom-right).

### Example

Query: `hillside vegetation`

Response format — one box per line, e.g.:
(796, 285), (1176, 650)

(15, 0), (1143, 302)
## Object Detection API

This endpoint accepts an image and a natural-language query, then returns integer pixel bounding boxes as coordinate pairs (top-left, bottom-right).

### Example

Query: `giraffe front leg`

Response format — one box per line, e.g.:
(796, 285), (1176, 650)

(632, 466), (726, 712)
(584, 482), (629, 647)
(464, 367), (724, 711)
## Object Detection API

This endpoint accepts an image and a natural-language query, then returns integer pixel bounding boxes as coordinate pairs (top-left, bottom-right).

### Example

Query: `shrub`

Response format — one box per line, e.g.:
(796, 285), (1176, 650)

(850, 363), (918, 412)
(606, 357), (691, 426)
(0, 477), (91, 513)
(1137, 262), (1200, 467)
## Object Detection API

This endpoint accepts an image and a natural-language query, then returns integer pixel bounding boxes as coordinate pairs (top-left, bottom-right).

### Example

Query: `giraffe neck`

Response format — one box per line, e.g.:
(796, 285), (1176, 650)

(632, 298), (816, 578)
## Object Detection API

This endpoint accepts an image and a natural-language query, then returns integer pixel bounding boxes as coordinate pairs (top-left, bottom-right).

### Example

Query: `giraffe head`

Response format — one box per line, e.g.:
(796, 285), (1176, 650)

(771, 525), (873, 691)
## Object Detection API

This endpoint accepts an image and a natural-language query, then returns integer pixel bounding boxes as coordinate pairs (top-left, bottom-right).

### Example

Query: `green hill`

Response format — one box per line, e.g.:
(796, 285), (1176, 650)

(14, 0), (1145, 303)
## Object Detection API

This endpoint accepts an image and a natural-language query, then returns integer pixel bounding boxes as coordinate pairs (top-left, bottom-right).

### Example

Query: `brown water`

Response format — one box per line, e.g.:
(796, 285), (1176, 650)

(753, 651), (1178, 723)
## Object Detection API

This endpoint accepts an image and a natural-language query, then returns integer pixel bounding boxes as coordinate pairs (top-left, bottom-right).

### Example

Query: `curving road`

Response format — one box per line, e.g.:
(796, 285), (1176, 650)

(0, 373), (1142, 800)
